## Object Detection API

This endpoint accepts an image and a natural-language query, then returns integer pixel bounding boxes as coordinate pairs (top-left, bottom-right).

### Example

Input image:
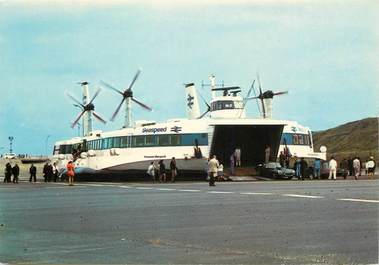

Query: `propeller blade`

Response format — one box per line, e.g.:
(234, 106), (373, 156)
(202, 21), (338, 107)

(127, 69), (142, 91)
(273, 91), (288, 96)
(89, 87), (101, 105)
(261, 98), (266, 118)
(246, 96), (260, 100)
(66, 91), (84, 107)
(197, 110), (210, 119)
(257, 73), (263, 96)
(71, 111), (86, 128)
(111, 98), (126, 121)
(100, 80), (123, 95)
(132, 97), (152, 111)
(196, 88), (211, 110)
(92, 111), (107, 124)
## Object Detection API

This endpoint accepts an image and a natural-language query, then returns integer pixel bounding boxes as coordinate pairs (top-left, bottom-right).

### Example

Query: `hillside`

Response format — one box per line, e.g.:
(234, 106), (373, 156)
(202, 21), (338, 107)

(313, 117), (378, 161)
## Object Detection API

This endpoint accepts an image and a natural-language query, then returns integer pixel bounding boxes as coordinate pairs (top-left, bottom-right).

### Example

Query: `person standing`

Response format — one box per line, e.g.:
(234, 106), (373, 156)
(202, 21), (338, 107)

(300, 158), (308, 180)
(367, 156), (376, 179)
(29, 164), (37, 182)
(230, 153), (235, 176)
(4, 162), (12, 183)
(147, 162), (155, 183)
(52, 162), (59, 182)
(294, 157), (301, 180)
(12, 163), (20, 184)
(313, 159), (321, 179)
(208, 155), (219, 186)
(158, 160), (166, 183)
(328, 156), (337, 180)
(43, 162), (49, 182)
(279, 151), (286, 167)
(153, 161), (160, 182)
(234, 147), (241, 167)
(265, 145), (271, 163)
(66, 161), (75, 186)
(193, 139), (203, 159)
(217, 162), (224, 181)
(170, 157), (177, 183)
(348, 157), (353, 176)
(353, 157), (360, 180)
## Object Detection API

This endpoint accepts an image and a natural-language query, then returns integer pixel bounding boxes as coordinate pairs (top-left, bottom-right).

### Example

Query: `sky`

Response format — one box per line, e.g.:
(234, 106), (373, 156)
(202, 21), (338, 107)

(0, 0), (378, 155)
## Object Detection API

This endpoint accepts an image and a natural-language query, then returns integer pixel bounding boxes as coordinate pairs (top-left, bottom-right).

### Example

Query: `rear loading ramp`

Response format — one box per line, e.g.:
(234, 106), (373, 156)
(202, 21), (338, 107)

(210, 124), (284, 167)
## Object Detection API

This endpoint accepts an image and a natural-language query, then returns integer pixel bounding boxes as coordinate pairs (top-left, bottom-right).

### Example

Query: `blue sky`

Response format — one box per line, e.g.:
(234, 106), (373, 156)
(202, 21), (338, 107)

(0, 0), (378, 155)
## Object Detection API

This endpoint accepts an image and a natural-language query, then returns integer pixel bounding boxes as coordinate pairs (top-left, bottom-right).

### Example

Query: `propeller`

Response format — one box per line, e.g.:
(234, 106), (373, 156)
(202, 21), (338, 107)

(100, 69), (152, 122)
(66, 87), (106, 128)
(197, 88), (211, 119)
(246, 73), (288, 118)
(238, 80), (255, 118)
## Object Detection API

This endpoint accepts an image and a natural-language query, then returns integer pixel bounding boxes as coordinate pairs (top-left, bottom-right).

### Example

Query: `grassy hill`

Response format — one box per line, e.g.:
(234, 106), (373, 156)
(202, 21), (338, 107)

(313, 117), (378, 161)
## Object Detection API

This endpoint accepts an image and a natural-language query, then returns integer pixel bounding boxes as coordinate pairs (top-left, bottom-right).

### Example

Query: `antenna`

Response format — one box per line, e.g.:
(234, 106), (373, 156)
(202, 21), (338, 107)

(201, 74), (224, 99)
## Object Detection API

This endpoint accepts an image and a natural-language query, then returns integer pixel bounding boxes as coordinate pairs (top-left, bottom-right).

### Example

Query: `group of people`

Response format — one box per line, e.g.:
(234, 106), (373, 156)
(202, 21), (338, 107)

(147, 157), (178, 183)
(3, 160), (76, 186)
(42, 162), (59, 182)
(342, 156), (376, 180)
(3, 162), (20, 183)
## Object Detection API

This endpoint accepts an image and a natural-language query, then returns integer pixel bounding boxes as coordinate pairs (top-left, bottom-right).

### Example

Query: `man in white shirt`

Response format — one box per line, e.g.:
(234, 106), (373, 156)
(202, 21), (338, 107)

(353, 157), (360, 180)
(208, 155), (219, 186)
(234, 147), (241, 167)
(328, 156), (337, 180)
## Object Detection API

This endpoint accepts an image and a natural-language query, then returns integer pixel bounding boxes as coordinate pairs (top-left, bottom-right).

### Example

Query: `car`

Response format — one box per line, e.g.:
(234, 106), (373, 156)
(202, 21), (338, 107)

(256, 162), (295, 179)
(3, 153), (17, 159)
(320, 162), (348, 179)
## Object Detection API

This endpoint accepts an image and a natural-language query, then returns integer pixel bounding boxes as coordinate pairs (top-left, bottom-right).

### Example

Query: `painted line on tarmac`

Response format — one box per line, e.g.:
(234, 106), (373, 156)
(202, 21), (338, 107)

(207, 191), (235, 194)
(337, 198), (379, 203)
(156, 188), (177, 191)
(239, 192), (274, 195)
(119, 185), (132, 189)
(135, 187), (154, 190)
(85, 184), (109, 187)
(178, 189), (201, 192)
(282, 194), (324, 199)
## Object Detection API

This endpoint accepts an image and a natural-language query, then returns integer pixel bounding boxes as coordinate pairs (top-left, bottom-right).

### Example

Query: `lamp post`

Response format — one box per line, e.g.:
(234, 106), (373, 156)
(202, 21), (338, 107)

(45, 135), (51, 156)
(8, 136), (14, 154)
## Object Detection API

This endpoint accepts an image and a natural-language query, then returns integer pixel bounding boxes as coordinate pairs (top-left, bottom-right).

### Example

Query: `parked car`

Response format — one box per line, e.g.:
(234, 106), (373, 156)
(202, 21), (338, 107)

(320, 162), (348, 179)
(3, 153), (17, 159)
(256, 162), (295, 179)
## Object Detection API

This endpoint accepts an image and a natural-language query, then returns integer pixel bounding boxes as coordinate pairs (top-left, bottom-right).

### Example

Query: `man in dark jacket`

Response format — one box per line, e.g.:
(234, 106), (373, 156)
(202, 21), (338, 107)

(29, 164), (37, 182)
(4, 163), (12, 183)
(300, 158), (308, 180)
(43, 163), (49, 182)
(12, 163), (20, 184)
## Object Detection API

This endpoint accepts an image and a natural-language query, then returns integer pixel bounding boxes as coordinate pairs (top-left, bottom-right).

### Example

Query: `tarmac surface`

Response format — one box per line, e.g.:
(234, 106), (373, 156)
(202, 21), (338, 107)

(0, 179), (378, 265)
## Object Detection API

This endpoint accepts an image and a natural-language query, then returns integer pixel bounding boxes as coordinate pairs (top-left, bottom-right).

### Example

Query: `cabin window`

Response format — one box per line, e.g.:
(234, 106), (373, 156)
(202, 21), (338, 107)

(293, 134), (299, 145)
(120, 137), (128, 148)
(133, 136), (145, 147)
(113, 137), (121, 148)
(298, 135), (304, 145)
(158, 135), (170, 146)
(170, 135), (181, 146)
(102, 138), (109, 149)
(145, 135), (156, 146)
